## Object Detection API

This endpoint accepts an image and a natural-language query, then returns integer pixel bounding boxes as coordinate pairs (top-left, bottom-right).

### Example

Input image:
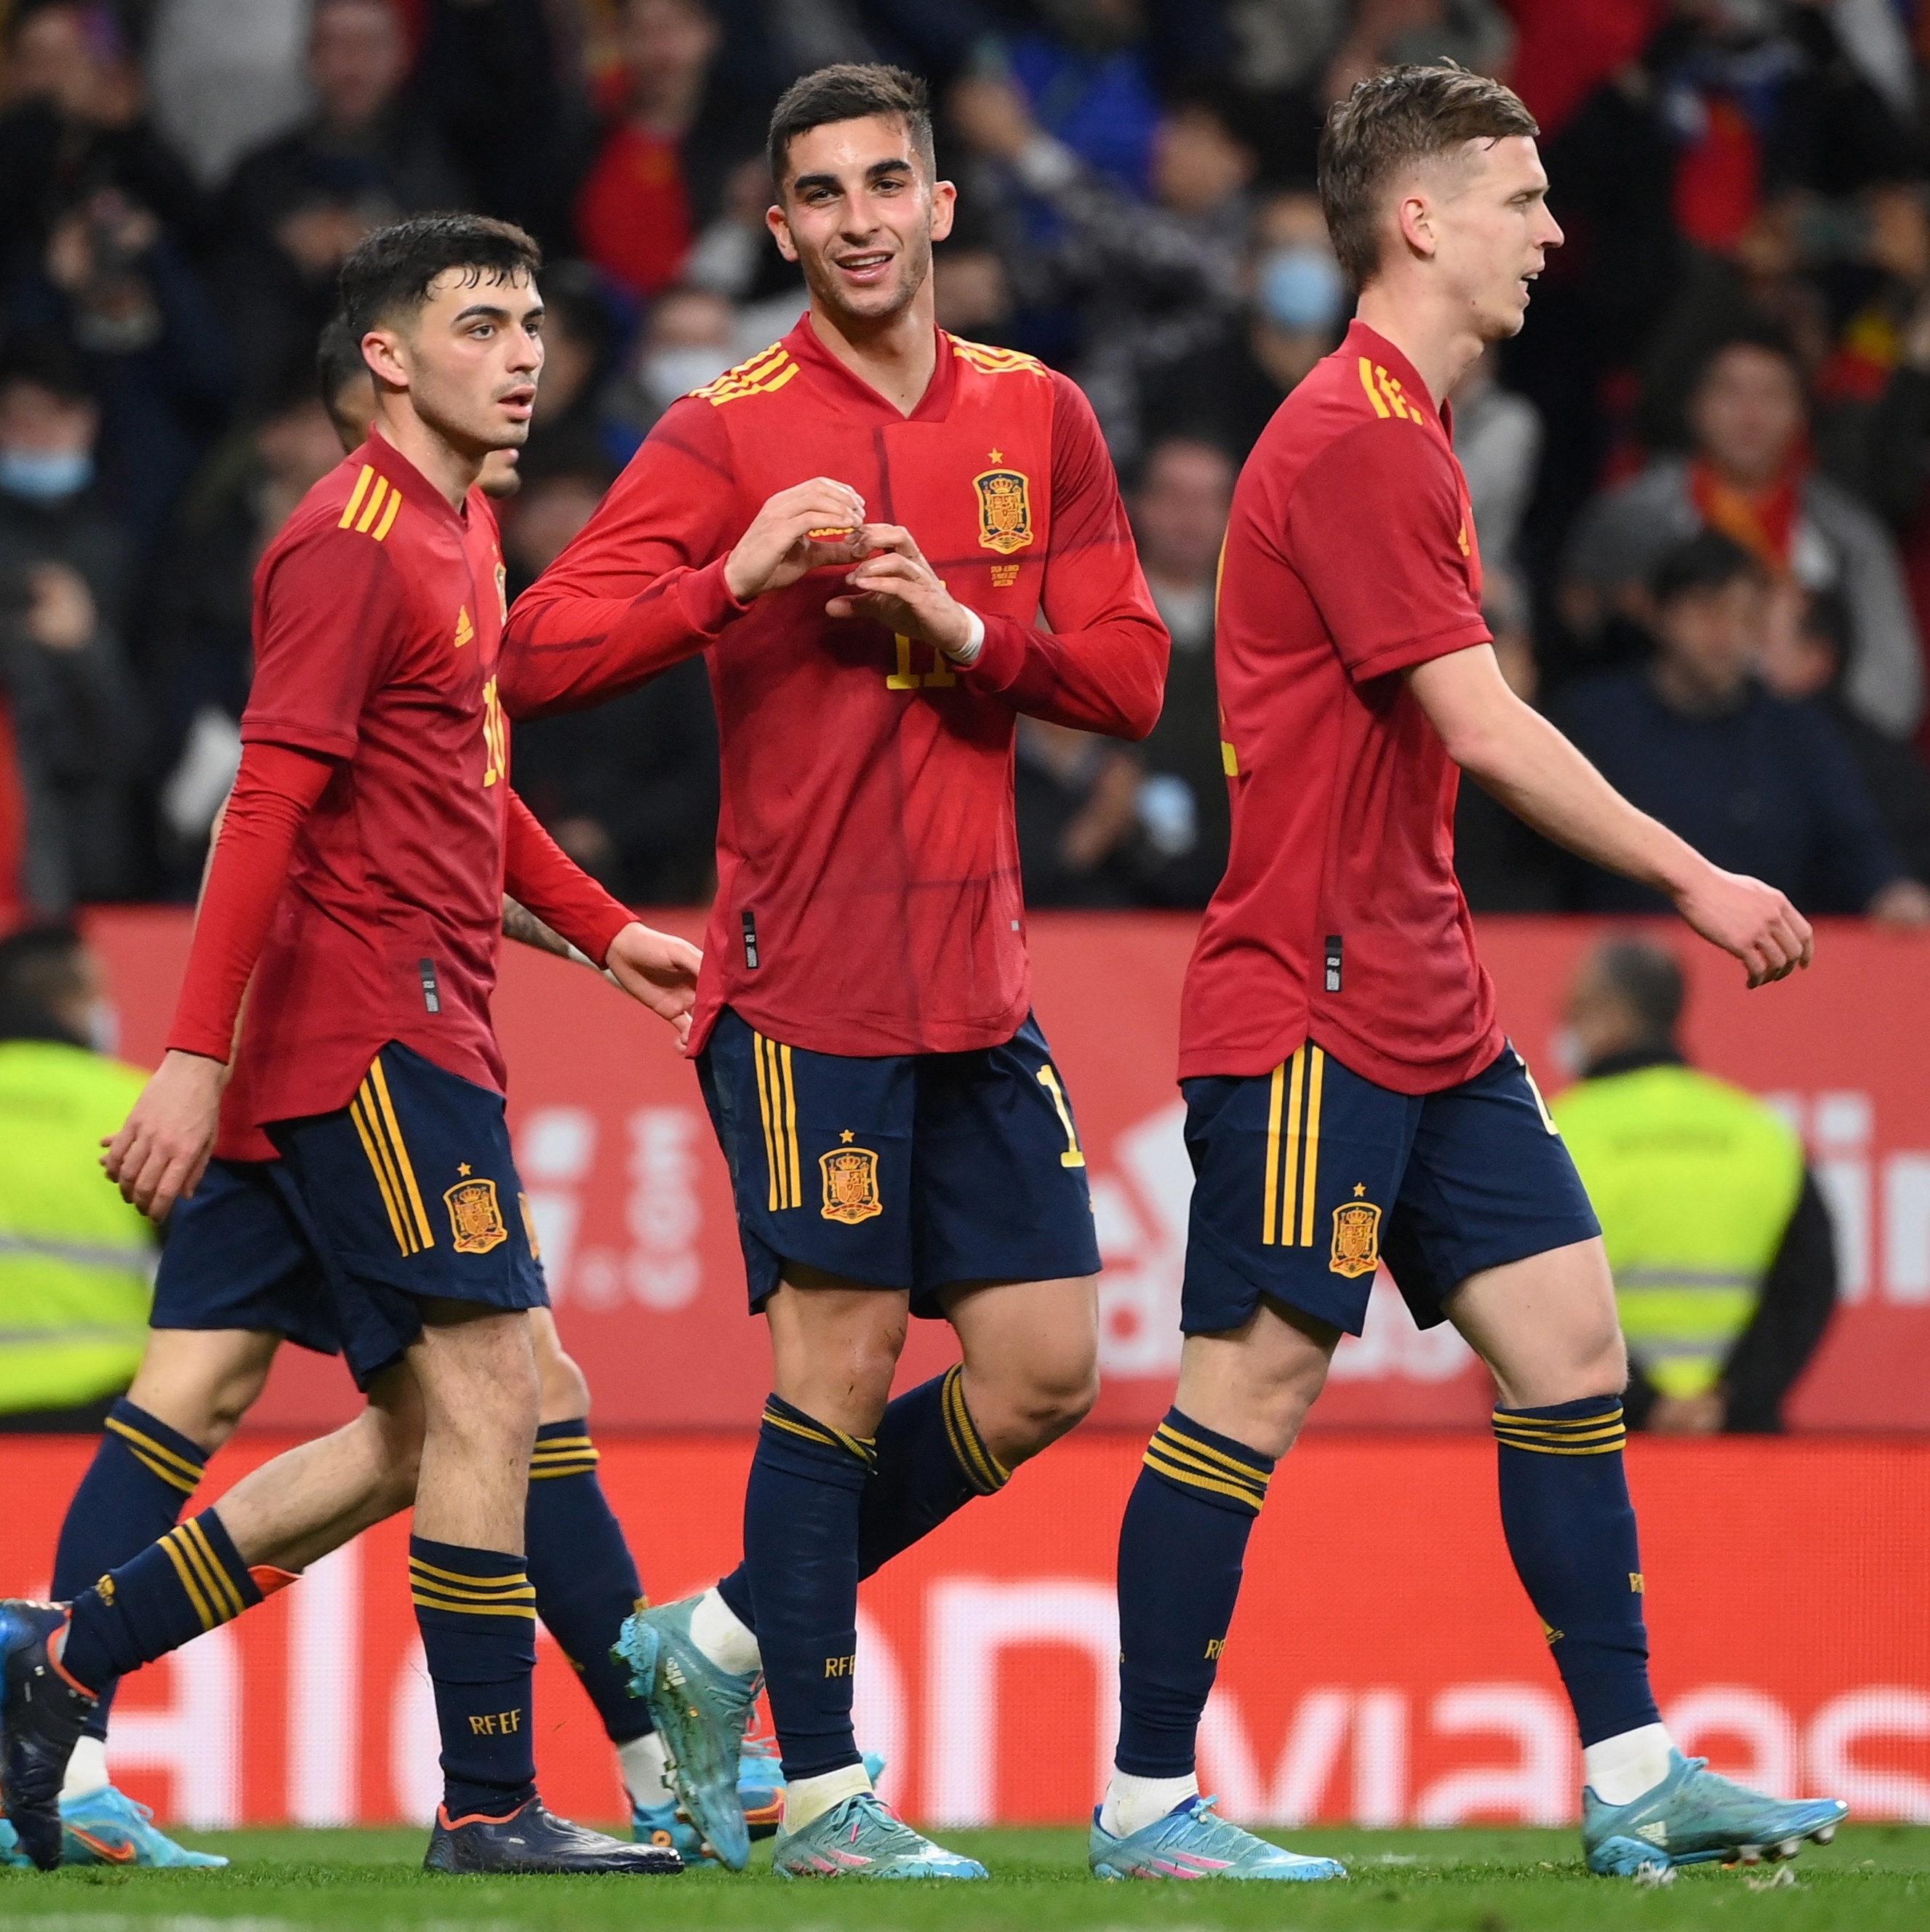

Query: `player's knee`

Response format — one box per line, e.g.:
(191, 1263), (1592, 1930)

(977, 1349), (1100, 1462)
(536, 1346), (592, 1425)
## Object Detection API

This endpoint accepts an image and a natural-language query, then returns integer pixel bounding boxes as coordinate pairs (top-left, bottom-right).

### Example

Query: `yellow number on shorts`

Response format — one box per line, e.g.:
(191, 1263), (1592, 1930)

(1036, 1065), (1086, 1169)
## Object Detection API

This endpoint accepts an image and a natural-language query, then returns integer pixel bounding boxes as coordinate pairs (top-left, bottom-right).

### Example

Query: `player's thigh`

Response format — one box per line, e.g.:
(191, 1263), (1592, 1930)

(1174, 1295), (1342, 1460)
(267, 1043), (548, 1396)
(1446, 1237), (1627, 1409)
(1387, 1041), (1608, 1384)
(1178, 1046), (1419, 1345)
(762, 1270), (911, 1435)
(126, 1326), (282, 1451)
(696, 1006), (918, 1318)
(911, 1013), (1101, 1314)
(527, 1304), (591, 1424)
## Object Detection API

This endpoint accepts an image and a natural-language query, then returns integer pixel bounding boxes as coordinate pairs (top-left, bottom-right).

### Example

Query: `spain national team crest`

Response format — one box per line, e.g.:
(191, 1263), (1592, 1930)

(1329, 1199), (1382, 1278)
(974, 468), (1033, 555)
(819, 1146), (883, 1225)
(445, 1175), (509, 1254)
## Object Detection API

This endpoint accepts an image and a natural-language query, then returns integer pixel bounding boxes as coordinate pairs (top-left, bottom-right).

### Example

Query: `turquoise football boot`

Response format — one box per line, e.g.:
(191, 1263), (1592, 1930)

(1584, 1750), (1848, 1876)
(1090, 1795), (1348, 1881)
(772, 1792), (985, 1879)
(615, 1598), (758, 1871)
(58, 1784), (228, 1867)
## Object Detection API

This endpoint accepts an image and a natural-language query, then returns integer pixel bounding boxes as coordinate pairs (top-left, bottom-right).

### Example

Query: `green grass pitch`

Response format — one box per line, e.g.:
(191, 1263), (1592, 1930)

(1, 1824), (1926, 1928)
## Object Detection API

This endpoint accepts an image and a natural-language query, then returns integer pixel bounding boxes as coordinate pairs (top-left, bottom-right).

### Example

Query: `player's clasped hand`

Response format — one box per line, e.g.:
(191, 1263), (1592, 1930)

(723, 478), (868, 601)
(828, 524), (977, 658)
(101, 1049), (227, 1222)
(1673, 867), (1814, 990)
(604, 922), (703, 1051)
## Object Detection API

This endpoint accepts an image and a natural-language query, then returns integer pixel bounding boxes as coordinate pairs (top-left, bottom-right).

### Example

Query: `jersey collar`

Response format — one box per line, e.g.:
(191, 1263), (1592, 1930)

(1342, 319), (1453, 440)
(783, 313), (960, 423)
(353, 430), (477, 533)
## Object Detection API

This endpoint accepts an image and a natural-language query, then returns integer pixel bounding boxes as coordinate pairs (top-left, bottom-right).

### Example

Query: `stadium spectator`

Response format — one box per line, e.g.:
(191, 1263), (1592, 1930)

(1550, 531), (1930, 925)
(0, 347), (145, 910)
(1561, 330), (1925, 738)
(1139, 189), (1345, 463)
(1553, 935), (1837, 1435)
(1450, 342), (1540, 588)
(574, 0), (763, 302)
(0, 922), (153, 1432)
(615, 284), (739, 433)
(145, 0), (313, 191)
(521, 260), (641, 472)
(1127, 436), (1233, 907)
(504, 438), (721, 905)
(1014, 717), (1144, 909)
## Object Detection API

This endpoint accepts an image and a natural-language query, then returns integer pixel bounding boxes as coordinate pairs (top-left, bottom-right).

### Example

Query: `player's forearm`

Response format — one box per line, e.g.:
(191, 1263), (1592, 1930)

(502, 894), (597, 969)
(500, 560), (743, 720)
(971, 607), (1169, 740)
(1451, 696), (1705, 899)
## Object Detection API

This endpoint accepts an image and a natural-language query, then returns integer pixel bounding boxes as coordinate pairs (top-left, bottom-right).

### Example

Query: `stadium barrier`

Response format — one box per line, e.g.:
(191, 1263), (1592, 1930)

(82, 908), (1930, 1432)
(4, 1433), (1925, 1829)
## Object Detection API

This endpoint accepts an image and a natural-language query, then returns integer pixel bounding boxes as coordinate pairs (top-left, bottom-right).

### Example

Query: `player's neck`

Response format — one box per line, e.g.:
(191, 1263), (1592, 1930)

(369, 412), (483, 513)
(806, 297), (938, 417)
(1353, 284), (1484, 409)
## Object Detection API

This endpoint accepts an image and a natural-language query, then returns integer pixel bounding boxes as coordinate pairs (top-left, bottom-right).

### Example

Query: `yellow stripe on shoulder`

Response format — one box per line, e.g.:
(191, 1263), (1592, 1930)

(692, 345), (801, 406)
(948, 334), (1047, 376)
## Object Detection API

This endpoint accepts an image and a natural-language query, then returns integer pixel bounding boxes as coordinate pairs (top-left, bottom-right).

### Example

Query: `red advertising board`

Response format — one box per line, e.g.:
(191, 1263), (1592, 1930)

(82, 909), (1930, 1432)
(1, 1435), (1923, 1829)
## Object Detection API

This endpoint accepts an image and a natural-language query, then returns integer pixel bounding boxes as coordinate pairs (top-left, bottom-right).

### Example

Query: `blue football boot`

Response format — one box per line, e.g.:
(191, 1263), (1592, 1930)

(1, 1600), (95, 1871)
(616, 1598), (758, 1871)
(772, 1791), (985, 1879)
(1089, 1795), (1348, 1881)
(1584, 1749), (1848, 1876)
(58, 1784), (228, 1867)
(425, 1795), (681, 1874)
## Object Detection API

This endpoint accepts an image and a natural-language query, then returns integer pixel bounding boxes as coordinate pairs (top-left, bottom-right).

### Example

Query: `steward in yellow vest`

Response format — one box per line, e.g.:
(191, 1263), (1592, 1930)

(0, 926), (153, 1427)
(1552, 937), (1836, 1433)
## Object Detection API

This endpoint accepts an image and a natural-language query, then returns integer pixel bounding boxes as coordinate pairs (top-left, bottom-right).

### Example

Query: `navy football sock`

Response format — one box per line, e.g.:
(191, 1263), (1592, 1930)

(58, 1510), (263, 1696)
(742, 1394), (873, 1781)
(409, 1537), (539, 1819)
(1494, 1397), (1662, 1746)
(51, 1399), (208, 1741)
(1116, 1410), (1274, 1779)
(524, 1419), (651, 1744)
(713, 1364), (1009, 1628)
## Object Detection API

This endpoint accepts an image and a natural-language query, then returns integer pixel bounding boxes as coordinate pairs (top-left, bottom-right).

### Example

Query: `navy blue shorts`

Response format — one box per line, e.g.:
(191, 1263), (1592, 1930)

(150, 1158), (340, 1357)
(262, 1043), (547, 1390)
(697, 1007), (1102, 1317)
(1181, 1040), (1600, 1338)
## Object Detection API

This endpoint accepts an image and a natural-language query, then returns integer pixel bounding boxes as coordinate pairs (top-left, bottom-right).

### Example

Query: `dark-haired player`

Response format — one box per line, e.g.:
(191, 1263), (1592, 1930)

(0, 215), (698, 1877)
(1092, 64), (1848, 1883)
(504, 63), (1167, 1880)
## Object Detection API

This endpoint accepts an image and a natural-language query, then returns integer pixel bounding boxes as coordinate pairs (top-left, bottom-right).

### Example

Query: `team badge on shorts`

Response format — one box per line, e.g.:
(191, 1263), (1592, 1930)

(819, 1146), (883, 1225)
(974, 468), (1033, 555)
(444, 1175), (509, 1253)
(1329, 1196), (1382, 1278)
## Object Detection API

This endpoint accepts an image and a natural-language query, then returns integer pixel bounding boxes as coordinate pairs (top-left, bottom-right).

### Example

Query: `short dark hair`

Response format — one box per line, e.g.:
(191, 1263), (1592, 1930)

(336, 212), (542, 341)
(1650, 529), (1763, 607)
(1691, 324), (1803, 396)
(315, 316), (371, 420)
(0, 335), (91, 404)
(1590, 936), (1685, 1046)
(0, 921), (89, 1046)
(1319, 62), (1538, 288)
(767, 63), (934, 191)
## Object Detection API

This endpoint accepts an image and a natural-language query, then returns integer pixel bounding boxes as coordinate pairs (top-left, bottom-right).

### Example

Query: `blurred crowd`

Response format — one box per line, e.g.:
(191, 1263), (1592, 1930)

(5, 0), (1930, 921)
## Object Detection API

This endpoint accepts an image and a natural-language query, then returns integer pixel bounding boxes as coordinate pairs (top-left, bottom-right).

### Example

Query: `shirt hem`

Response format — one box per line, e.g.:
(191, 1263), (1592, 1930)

(1178, 1019), (1506, 1096)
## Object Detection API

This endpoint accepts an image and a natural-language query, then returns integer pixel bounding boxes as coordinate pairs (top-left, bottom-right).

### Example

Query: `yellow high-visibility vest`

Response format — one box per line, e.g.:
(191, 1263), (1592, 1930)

(0, 1039), (154, 1415)
(1553, 1062), (1803, 1399)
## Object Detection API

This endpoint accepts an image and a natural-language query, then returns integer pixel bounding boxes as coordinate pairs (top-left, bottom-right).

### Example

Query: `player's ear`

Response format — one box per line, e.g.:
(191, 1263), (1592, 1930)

(1394, 190), (1437, 262)
(360, 326), (410, 391)
(767, 200), (799, 264)
(929, 179), (957, 245)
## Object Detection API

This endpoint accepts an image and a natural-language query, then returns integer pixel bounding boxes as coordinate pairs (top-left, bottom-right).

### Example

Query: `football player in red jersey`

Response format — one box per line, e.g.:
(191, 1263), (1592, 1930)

(0, 217), (698, 1878)
(502, 63), (1167, 1877)
(1094, 63), (1845, 1885)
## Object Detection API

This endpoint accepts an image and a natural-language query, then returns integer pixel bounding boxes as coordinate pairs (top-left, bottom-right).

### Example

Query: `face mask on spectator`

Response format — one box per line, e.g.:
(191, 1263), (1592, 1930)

(0, 447), (93, 505)
(642, 346), (735, 405)
(1258, 247), (1345, 333)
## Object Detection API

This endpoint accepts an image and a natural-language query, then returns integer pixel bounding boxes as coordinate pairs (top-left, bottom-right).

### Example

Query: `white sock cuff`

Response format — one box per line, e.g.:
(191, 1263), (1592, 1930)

(61, 1733), (110, 1800)
(689, 1586), (761, 1676)
(1582, 1723), (1675, 1806)
(1100, 1767), (1199, 1840)
(782, 1761), (873, 1832)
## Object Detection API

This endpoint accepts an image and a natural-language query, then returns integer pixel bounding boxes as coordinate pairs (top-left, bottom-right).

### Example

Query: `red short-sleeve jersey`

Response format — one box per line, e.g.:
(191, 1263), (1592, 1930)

(1179, 321), (1503, 1094)
(504, 320), (1167, 1058)
(230, 437), (516, 1124)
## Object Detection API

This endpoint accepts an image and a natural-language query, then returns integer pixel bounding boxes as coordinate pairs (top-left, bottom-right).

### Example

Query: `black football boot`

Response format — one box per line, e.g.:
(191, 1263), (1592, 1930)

(1, 1600), (97, 1870)
(424, 1795), (684, 1874)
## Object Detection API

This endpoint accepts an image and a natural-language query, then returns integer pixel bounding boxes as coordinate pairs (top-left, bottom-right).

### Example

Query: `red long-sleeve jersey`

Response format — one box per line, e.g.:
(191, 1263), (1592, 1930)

(503, 320), (1168, 1057)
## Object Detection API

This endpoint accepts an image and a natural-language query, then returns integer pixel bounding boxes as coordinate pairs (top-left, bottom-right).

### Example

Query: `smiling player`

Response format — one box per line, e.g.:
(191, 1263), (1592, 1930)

(1089, 63), (1848, 1885)
(503, 64), (1167, 1880)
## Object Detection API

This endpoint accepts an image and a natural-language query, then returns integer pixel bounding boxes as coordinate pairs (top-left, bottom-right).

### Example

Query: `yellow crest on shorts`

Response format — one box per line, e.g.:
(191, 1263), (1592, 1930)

(1329, 1200), (1382, 1278)
(974, 468), (1033, 555)
(819, 1147), (882, 1225)
(445, 1176), (508, 1254)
